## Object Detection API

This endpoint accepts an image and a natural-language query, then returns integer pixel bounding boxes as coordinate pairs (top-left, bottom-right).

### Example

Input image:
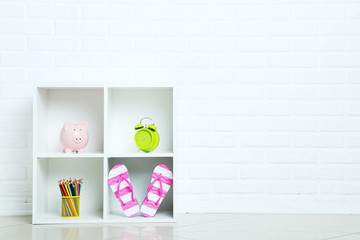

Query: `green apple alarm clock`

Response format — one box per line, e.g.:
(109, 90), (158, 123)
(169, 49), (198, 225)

(134, 117), (159, 152)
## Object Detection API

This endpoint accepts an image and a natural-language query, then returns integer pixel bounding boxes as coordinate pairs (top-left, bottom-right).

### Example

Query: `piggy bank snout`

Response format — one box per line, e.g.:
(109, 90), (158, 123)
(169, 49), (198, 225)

(73, 133), (83, 143)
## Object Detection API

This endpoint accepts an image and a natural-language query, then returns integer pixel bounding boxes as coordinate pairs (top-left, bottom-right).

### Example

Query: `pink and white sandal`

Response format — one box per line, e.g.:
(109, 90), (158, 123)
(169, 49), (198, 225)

(108, 163), (140, 218)
(140, 164), (173, 217)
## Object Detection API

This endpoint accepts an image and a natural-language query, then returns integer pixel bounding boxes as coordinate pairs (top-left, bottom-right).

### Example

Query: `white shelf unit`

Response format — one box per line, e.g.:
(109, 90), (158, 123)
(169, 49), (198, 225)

(33, 86), (175, 224)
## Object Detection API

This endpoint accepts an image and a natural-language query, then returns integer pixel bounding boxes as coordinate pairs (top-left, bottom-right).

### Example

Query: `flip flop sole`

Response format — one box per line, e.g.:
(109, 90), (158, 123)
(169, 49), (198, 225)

(140, 164), (173, 217)
(108, 163), (139, 217)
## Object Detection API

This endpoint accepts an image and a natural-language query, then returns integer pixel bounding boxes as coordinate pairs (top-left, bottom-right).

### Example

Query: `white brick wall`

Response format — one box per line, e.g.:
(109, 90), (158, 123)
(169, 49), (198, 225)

(1, 0), (360, 215)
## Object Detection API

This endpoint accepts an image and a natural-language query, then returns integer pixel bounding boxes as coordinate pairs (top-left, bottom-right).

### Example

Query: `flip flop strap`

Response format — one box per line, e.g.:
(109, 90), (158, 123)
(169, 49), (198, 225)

(146, 173), (164, 206)
(116, 174), (134, 206)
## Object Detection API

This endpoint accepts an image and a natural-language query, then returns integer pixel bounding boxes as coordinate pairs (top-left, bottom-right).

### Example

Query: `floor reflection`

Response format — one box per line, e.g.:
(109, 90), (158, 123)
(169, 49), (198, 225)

(31, 224), (175, 240)
(33, 226), (103, 240)
(4, 214), (360, 240)
(104, 225), (175, 240)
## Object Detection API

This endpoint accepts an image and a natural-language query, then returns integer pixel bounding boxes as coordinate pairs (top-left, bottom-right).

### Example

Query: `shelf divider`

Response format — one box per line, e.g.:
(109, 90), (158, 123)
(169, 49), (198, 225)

(107, 152), (174, 158)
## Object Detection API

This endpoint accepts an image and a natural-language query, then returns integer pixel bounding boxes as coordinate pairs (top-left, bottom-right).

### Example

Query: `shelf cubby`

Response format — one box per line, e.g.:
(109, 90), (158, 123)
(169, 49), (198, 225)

(35, 87), (104, 155)
(33, 157), (103, 224)
(105, 157), (174, 222)
(107, 87), (173, 155)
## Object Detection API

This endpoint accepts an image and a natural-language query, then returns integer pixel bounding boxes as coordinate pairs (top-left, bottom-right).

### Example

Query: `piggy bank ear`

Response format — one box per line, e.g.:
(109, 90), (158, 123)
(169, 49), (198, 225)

(63, 122), (72, 131)
(80, 121), (88, 130)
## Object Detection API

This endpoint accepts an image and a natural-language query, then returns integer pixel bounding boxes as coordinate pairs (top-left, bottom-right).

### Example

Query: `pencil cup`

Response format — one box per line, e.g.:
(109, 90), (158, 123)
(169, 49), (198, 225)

(61, 196), (80, 218)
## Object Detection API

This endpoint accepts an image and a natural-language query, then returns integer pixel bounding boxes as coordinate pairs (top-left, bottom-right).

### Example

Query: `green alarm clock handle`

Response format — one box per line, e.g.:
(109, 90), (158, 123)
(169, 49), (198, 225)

(134, 117), (159, 152)
(140, 117), (154, 127)
(135, 117), (156, 130)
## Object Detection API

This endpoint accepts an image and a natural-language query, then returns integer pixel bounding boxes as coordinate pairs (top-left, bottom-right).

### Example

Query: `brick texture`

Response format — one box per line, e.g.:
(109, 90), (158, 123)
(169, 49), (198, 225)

(1, 0), (360, 215)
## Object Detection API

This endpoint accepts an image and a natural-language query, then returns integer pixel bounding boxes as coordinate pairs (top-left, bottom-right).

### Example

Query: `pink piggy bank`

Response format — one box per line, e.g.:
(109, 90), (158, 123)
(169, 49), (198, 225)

(60, 121), (89, 153)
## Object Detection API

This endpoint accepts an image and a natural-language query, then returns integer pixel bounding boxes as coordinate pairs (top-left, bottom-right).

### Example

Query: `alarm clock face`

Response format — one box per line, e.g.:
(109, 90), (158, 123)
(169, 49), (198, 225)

(134, 129), (153, 150)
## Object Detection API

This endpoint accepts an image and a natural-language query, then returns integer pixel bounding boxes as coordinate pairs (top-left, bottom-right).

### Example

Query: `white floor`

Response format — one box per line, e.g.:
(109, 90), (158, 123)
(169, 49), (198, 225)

(1, 213), (360, 240)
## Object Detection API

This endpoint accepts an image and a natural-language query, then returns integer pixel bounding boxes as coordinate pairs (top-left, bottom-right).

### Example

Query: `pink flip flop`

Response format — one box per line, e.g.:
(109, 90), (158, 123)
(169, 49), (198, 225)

(140, 164), (173, 217)
(108, 163), (139, 218)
